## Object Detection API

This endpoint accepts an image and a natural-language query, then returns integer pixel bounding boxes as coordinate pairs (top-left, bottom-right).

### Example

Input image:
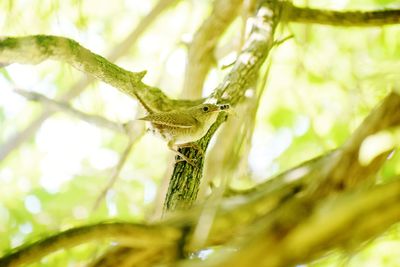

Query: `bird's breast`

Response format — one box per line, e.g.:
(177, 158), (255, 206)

(150, 123), (196, 144)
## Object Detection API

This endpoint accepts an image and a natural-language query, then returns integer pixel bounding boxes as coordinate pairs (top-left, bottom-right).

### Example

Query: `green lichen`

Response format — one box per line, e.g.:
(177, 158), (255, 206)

(35, 35), (56, 56)
(0, 37), (18, 49)
(66, 38), (80, 55)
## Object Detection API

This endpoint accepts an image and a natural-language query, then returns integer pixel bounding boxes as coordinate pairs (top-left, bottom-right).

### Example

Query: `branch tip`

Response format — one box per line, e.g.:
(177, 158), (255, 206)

(137, 70), (147, 80)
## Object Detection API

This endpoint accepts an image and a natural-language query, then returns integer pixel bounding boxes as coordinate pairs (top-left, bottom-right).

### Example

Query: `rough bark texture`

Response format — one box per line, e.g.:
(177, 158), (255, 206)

(163, 2), (279, 213)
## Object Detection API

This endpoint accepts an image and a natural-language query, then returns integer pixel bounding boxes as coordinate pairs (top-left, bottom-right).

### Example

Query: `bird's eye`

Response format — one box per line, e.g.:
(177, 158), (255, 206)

(202, 106), (209, 112)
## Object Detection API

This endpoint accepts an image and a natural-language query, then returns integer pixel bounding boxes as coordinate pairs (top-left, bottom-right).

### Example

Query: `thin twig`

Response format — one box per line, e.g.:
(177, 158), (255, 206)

(14, 89), (127, 134)
(273, 34), (294, 47)
(15, 88), (146, 212)
(92, 138), (138, 211)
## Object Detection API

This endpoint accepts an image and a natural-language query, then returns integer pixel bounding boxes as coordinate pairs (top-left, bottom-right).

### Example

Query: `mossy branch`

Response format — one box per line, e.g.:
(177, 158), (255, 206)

(0, 222), (180, 267)
(283, 2), (400, 27)
(0, 36), (143, 95)
(0, 35), (199, 112)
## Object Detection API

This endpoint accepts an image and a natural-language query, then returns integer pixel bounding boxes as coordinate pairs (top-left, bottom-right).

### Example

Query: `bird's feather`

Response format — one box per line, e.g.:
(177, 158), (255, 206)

(138, 112), (197, 128)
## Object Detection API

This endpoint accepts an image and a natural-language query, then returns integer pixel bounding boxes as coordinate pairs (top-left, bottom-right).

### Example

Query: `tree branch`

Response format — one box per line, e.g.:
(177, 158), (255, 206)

(14, 89), (128, 134)
(284, 2), (400, 27)
(164, 1), (280, 213)
(0, 35), (187, 111)
(0, 0), (181, 163)
(2, 91), (400, 267)
(182, 0), (243, 98)
(90, 246), (176, 267)
(215, 178), (400, 267)
(316, 91), (400, 193)
(202, 91), (400, 249)
(92, 139), (139, 210)
(0, 222), (180, 267)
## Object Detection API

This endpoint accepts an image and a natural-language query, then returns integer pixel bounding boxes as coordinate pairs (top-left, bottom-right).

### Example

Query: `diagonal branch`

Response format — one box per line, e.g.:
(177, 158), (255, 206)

(2, 91), (400, 267)
(316, 92), (400, 192)
(0, 0), (182, 162)
(215, 178), (400, 267)
(14, 89), (127, 134)
(203, 91), (400, 248)
(0, 35), (179, 111)
(92, 139), (139, 210)
(0, 222), (181, 267)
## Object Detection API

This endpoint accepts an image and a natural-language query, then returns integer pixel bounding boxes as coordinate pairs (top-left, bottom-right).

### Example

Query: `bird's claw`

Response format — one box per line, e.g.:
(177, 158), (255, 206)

(175, 154), (198, 168)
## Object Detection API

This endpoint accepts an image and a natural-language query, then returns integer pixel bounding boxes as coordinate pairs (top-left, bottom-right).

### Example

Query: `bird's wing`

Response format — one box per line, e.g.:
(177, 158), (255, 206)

(138, 112), (197, 128)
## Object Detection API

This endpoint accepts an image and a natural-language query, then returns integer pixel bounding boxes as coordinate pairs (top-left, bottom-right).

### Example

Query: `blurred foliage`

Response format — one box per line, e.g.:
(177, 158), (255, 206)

(1, 0), (400, 266)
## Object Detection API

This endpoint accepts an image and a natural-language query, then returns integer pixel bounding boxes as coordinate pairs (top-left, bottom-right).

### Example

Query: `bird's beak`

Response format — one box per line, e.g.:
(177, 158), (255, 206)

(218, 104), (230, 111)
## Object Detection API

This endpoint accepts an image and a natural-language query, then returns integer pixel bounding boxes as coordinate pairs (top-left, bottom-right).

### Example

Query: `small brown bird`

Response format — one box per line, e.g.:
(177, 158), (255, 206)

(138, 103), (230, 165)
(130, 76), (230, 165)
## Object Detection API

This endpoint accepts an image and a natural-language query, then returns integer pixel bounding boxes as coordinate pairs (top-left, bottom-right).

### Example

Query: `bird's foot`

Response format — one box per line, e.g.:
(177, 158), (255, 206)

(177, 142), (204, 155)
(174, 153), (197, 168)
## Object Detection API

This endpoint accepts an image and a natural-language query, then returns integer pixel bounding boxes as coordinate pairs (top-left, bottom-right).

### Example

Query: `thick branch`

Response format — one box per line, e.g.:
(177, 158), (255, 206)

(0, 35), (175, 111)
(164, 2), (279, 212)
(205, 91), (400, 247)
(216, 179), (400, 267)
(0, 35), (202, 114)
(90, 246), (176, 267)
(163, 113), (229, 212)
(0, 36), (142, 94)
(284, 2), (400, 26)
(316, 92), (400, 192)
(0, 222), (180, 267)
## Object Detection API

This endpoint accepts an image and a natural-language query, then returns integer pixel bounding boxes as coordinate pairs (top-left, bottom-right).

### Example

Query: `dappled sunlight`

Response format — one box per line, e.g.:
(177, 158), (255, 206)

(24, 194), (42, 214)
(0, 204), (10, 230)
(1, 0), (400, 266)
(36, 118), (103, 192)
(0, 77), (26, 118)
(359, 130), (398, 166)
(88, 148), (119, 170)
(72, 206), (89, 220)
(105, 190), (118, 217)
(283, 166), (311, 184)
(166, 48), (187, 78)
(249, 127), (293, 180)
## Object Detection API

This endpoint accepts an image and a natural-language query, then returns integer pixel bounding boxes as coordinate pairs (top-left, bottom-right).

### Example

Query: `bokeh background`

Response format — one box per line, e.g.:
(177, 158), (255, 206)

(1, 0), (400, 266)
